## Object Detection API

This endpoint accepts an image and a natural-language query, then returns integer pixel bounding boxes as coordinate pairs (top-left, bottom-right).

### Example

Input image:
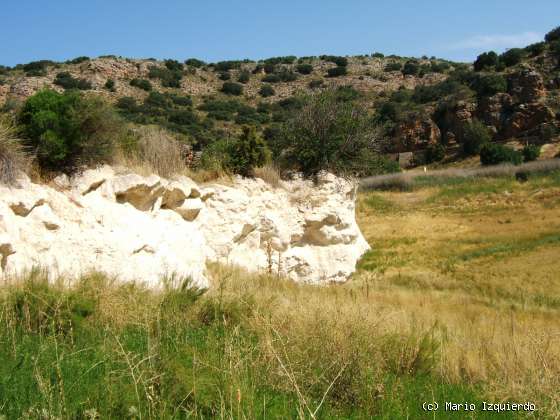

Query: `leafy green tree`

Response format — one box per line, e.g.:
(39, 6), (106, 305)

(463, 120), (491, 155)
(185, 58), (205, 68)
(525, 42), (546, 57)
(279, 89), (388, 177)
(18, 90), (124, 172)
(471, 74), (507, 97)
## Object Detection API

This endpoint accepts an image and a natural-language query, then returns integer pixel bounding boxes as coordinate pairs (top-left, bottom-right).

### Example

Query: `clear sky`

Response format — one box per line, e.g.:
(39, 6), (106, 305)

(2, 1), (559, 66)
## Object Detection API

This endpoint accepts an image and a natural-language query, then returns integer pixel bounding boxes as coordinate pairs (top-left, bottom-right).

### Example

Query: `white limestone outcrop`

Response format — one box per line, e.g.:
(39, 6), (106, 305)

(0, 166), (369, 287)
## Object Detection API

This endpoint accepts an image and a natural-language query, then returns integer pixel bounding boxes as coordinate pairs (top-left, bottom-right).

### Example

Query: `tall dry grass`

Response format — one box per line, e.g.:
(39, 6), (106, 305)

(0, 119), (31, 185)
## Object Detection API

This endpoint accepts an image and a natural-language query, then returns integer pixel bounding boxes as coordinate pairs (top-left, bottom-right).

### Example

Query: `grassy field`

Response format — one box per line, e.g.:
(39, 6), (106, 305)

(1, 170), (559, 419)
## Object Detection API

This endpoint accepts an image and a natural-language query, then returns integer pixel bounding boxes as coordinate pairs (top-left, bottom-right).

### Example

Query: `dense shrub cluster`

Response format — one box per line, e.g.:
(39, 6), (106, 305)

(218, 71), (231, 81)
(499, 48), (524, 67)
(237, 71), (251, 83)
(54, 72), (92, 90)
(263, 56), (297, 65)
(320, 55), (348, 67)
(470, 74), (507, 97)
(296, 63), (313, 74)
(545, 26), (560, 43)
(425, 143), (445, 163)
(214, 60), (245, 71)
(384, 62), (402, 72)
(18, 90), (125, 172)
(104, 79), (115, 92)
(262, 70), (298, 83)
(22, 60), (56, 76)
(199, 98), (270, 126)
(129, 78), (152, 91)
(522, 144), (541, 162)
(473, 51), (499, 71)
(402, 61), (419, 76)
(66, 56), (90, 65)
(525, 42), (546, 57)
(185, 58), (206, 68)
(148, 65), (183, 88)
(480, 143), (522, 165)
(259, 84), (275, 97)
(221, 82), (243, 95)
(229, 126), (270, 176)
(327, 66), (347, 77)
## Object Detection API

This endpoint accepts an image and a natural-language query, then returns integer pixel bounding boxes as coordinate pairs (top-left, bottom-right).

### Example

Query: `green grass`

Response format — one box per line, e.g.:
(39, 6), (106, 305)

(0, 271), (510, 419)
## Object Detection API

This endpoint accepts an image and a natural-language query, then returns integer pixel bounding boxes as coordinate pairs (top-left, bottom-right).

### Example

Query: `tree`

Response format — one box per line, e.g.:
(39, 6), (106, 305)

(402, 61), (419, 76)
(278, 89), (387, 177)
(473, 51), (499, 71)
(471, 74), (507, 97)
(185, 58), (205, 68)
(463, 120), (491, 155)
(18, 90), (124, 172)
(545, 26), (560, 43)
(296, 64), (313, 74)
(230, 126), (270, 176)
(500, 48), (524, 67)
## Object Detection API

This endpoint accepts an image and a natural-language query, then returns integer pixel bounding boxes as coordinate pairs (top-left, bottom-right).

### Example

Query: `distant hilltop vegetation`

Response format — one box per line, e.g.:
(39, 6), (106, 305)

(0, 25), (559, 174)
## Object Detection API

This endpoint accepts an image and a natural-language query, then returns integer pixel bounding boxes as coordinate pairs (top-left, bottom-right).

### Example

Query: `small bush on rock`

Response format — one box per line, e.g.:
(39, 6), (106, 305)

(259, 84), (275, 97)
(54, 72), (92, 90)
(296, 64), (313, 74)
(130, 78), (152, 91)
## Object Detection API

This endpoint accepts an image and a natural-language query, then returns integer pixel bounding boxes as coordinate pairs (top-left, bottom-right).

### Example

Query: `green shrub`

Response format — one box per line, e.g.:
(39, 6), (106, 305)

(263, 63), (276, 74)
(130, 78), (152, 91)
(18, 90), (125, 172)
(229, 126), (270, 176)
(372, 52), (384, 58)
(296, 64), (313, 74)
(321, 55), (348, 67)
(402, 61), (419, 76)
(148, 65), (183, 88)
(116, 96), (138, 113)
(480, 143), (522, 165)
(237, 71), (250, 83)
(525, 42), (546, 57)
(308, 79), (324, 89)
(327, 66), (347, 77)
(104, 78), (115, 92)
(22, 60), (54, 76)
(384, 62), (402, 72)
(471, 74), (507, 97)
(522, 144), (541, 162)
(218, 71), (231, 81)
(214, 61), (242, 71)
(500, 48), (524, 67)
(545, 26), (560, 43)
(259, 84), (275, 97)
(263, 56), (297, 65)
(185, 58), (206, 68)
(262, 74), (281, 83)
(164, 59), (184, 71)
(66, 56), (90, 65)
(430, 61), (451, 73)
(473, 51), (499, 71)
(53, 72), (92, 90)
(425, 144), (445, 163)
(463, 120), (491, 155)
(278, 89), (390, 177)
(221, 82), (243, 96)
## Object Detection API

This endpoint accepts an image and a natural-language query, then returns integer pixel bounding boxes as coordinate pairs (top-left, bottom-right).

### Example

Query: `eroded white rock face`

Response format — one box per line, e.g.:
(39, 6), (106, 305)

(0, 167), (369, 287)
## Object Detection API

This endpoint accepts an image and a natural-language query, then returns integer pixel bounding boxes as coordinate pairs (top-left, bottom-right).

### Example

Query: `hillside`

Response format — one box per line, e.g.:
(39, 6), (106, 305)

(1, 28), (559, 172)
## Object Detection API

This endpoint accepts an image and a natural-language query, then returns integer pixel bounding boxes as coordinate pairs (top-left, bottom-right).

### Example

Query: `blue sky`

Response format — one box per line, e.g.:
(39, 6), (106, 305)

(2, 1), (559, 66)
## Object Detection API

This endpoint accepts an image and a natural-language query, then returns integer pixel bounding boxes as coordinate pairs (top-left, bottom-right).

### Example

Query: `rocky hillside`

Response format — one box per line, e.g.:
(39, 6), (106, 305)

(1, 26), (559, 169)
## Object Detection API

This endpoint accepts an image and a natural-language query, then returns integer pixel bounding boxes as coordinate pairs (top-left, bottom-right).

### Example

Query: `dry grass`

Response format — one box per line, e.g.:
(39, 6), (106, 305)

(360, 159), (560, 191)
(356, 171), (560, 414)
(253, 164), (282, 188)
(0, 119), (31, 185)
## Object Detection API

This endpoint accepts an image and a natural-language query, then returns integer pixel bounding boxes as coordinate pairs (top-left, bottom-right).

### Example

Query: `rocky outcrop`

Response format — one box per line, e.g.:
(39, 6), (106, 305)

(508, 68), (547, 103)
(0, 167), (369, 287)
(393, 117), (440, 152)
